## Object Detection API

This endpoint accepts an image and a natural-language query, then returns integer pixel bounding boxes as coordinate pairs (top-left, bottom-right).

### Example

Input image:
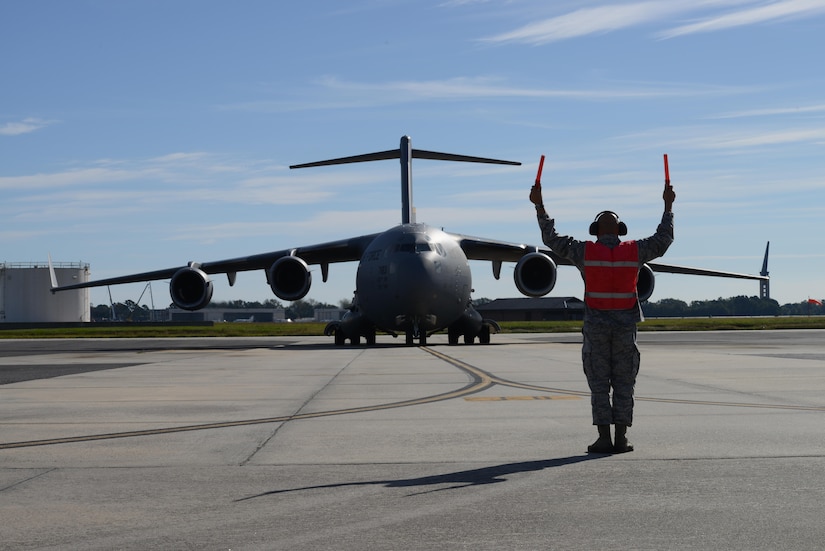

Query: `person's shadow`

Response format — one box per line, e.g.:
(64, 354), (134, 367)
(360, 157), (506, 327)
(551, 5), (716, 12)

(236, 455), (600, 501)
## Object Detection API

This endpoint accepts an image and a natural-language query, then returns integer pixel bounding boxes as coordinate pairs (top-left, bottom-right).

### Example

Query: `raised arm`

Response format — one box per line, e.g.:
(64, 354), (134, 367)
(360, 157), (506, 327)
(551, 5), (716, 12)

(529, 184), (547, 216)
(663, 184), (675, 213)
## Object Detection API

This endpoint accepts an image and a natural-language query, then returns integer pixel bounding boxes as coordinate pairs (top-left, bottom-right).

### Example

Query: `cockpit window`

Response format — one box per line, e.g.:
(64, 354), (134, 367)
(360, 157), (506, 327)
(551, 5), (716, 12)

(393, 233), (436, 254)
(394, 242), (434, 253)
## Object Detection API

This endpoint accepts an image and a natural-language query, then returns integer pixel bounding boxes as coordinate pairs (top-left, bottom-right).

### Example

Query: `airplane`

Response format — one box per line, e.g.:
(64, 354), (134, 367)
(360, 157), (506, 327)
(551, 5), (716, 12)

(51, 136), (770, 345)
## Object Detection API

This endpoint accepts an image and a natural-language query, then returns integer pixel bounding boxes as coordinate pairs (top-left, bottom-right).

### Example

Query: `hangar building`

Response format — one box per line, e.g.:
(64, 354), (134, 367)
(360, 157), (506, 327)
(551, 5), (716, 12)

(476, 297), (585, 322)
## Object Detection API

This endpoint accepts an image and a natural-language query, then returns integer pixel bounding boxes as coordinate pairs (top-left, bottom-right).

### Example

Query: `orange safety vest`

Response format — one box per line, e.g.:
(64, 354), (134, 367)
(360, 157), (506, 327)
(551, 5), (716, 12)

(583, 241), (640, 310)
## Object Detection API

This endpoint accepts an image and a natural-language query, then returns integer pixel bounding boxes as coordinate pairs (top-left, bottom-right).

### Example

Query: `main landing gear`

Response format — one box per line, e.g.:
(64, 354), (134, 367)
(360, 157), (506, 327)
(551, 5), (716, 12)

(447, 323), (491, 345)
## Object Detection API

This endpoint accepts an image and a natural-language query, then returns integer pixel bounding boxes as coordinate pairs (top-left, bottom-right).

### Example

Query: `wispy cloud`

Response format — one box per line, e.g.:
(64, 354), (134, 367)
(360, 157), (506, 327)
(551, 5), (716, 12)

(317, 75), (686, 100)
(0, 152), (393, 230)
(660, 0), (825, 38)
(0, 168), (137, 190)
(611, 123), (825, 152)
(0, 117), (56, 136)
(222, 75), (753, 113)
(712, 103), (825, 119)
(439, 0), (496, 5)
(700, 127), (825, 148)
(0, 153), (250, 191)
(170, 209), (398, 243)
(482, 0), (825, 44)
(483, 1), (685, 45)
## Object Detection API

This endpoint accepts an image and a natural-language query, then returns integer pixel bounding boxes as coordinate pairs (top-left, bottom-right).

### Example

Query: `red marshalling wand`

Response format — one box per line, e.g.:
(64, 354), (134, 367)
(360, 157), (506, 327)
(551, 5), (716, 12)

(663, 154), (671, 187)
(535, 154), (545, 188)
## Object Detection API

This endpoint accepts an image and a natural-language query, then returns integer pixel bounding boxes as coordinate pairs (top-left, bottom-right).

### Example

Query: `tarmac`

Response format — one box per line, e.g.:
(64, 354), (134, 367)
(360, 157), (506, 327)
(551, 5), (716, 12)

(1, 330), (824, 550)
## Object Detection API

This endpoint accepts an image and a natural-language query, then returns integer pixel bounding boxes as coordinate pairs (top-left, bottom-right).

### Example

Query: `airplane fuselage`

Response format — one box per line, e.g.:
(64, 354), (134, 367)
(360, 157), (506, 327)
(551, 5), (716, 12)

(355, 224), (472, 336)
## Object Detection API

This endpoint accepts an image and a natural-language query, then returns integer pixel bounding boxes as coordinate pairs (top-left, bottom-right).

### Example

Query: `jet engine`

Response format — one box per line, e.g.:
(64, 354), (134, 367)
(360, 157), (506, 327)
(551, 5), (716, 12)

(268, 256), (312, 301)
(637, 263), (655, 302)
(514, 252), (557, 297)
(170, 265), (213, 311)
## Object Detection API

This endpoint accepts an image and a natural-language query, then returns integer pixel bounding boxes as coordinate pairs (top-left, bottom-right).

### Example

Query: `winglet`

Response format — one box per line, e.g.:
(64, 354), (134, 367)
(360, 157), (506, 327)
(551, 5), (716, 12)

(760, 241), (770, 300)
(48, 254), (59, 292)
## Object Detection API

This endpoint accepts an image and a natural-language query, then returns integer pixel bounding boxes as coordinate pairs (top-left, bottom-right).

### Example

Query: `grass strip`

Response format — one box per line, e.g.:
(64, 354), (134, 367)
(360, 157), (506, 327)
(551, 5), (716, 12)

(2, 317), (824, 338)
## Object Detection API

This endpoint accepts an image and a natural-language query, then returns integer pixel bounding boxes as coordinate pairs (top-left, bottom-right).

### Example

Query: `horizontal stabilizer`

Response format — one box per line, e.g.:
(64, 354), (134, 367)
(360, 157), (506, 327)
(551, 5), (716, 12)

(290, 147), (521, 169)
(289, 135), (521, 227)
(290, 149), (399, 169)
(412, 149), (521, 165)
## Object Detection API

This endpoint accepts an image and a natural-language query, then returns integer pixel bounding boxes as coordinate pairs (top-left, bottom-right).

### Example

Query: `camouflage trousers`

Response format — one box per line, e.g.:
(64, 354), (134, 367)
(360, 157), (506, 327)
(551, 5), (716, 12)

(581, 319), (640, 426)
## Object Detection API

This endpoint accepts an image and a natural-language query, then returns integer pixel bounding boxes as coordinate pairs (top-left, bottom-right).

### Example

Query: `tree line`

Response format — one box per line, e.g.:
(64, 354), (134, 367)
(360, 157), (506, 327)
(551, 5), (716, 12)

(91, 295), (823, 322)
(90, 298), (342, 322)
(641, 296), (823, 317)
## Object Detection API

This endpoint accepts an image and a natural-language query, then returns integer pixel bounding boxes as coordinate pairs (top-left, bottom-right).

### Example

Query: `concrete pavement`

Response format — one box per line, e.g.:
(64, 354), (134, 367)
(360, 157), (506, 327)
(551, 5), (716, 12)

(1, 331), (824, 550)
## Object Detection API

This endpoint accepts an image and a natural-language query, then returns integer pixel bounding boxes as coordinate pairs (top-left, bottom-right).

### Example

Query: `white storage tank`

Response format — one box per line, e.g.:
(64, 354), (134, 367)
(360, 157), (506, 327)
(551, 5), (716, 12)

(0, 262), (90, 322)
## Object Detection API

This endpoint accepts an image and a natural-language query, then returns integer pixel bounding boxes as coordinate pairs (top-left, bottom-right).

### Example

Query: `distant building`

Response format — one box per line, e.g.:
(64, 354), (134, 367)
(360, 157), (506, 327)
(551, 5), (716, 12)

(1, 262), (90, 322)
(313, 308), (346, 322)
(476, 297), (585, 322)
(167, 308), (287, 323)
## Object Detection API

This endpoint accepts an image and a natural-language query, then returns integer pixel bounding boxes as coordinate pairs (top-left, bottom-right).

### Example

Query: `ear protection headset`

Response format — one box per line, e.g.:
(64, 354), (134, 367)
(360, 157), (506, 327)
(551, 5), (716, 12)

(589, 210), (628, 236)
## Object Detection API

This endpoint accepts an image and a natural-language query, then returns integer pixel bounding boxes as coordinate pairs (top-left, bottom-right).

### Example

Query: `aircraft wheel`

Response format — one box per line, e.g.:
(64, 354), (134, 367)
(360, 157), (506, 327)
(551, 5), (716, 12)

(464, 334), (475, 344)
(479, 325), (491, 344)
(405, 332), (415, 346)
(334, 329), (345, 346)
(419, 333), (427, 346)
(351, 335), (361, 345)
(366, 330), (376, 345)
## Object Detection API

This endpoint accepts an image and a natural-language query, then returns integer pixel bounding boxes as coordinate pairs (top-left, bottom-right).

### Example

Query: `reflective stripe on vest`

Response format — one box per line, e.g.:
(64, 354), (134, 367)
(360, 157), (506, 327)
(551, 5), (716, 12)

(583, 241), (640, 310)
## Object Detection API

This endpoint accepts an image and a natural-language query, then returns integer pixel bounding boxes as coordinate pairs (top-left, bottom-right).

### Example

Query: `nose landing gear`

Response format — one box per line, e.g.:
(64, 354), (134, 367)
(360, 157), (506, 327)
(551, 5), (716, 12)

(405, 322), (427, 345)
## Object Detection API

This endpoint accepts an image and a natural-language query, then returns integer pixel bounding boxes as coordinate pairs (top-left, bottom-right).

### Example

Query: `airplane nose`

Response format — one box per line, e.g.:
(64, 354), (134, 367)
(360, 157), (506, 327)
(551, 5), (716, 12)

(395, 255), (438, 306)
(355, 228), (471, 334)
(359, 252), (446, 330)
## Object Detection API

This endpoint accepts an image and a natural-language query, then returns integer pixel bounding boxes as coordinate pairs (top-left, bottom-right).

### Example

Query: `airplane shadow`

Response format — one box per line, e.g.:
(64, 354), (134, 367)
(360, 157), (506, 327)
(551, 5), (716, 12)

(235, 455), (601, 502)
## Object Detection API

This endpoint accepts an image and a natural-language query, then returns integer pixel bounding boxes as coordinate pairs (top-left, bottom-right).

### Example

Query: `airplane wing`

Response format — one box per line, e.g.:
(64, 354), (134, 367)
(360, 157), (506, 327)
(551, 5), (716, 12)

(453, 233), (768, 282)
(451, 233), (571, 265)
(51, 233), (380, 292)
(645, 262), (767, 281)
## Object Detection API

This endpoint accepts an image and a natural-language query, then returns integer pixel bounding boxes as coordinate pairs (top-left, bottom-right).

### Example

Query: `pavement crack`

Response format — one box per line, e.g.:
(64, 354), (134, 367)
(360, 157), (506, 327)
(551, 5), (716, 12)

(0, 468), (57, 494)
(239, 349), (367, 466)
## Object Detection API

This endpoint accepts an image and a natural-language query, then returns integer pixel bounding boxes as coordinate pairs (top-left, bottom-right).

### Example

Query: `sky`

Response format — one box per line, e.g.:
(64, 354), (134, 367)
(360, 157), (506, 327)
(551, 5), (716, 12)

(2, 0), (824, 309)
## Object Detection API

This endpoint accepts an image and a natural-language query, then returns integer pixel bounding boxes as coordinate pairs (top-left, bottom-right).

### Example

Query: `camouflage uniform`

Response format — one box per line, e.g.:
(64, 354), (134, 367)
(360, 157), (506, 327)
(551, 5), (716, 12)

(537, 211), (674, 425)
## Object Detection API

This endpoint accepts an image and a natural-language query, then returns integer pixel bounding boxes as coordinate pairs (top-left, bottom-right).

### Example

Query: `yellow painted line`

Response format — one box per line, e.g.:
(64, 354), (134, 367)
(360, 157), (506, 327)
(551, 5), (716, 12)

(465, 395), (582, 401)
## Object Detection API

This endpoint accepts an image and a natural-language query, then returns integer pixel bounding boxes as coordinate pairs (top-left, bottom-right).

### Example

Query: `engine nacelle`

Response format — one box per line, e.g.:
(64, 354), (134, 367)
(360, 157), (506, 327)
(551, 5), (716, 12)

(169, 265), (213, 311)
(268, 256), (312, 302)
(637, 263), (655, 303)
(514, 252), (557, 297)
